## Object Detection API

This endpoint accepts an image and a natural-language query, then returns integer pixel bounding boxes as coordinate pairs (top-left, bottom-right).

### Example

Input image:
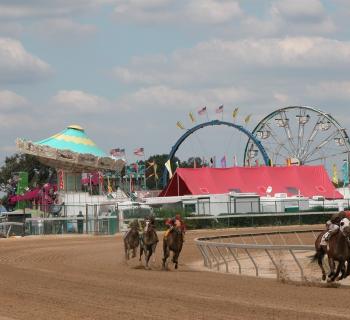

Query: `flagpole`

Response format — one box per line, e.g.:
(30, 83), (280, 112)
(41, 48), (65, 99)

(143, 152), (146, 190)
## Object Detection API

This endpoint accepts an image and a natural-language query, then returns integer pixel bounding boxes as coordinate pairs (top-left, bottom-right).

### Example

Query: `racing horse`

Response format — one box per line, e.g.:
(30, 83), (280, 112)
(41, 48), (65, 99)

(162, 225), (184, 270)
(313, 219), (350, 281)
(140, 218), (159, 269)
(123, 224), (140, 260)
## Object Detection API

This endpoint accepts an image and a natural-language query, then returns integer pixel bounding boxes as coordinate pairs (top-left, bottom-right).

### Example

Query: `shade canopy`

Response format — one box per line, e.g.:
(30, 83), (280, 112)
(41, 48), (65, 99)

(16, 125), (124, 172)
(160, 165), (343, 199)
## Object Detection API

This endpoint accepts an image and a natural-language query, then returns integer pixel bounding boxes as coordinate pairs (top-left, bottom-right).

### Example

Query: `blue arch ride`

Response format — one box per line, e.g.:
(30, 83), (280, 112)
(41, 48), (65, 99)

(162, 120), (270, 186)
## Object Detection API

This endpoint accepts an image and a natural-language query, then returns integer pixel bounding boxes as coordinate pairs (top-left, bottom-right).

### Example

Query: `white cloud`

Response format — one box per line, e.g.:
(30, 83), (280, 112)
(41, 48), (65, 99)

(113, 0), (176, 24)
(186, 0), (242, 24)
(118, 85), (253, 111)
(306, 81), (350, 101)
(0, 90), (28, 111)
(0, 22), (24, 37)
(114, 37), (350, 87)
(271, 0), (326, 22)
(0, 38), (52, 83)
(273, 92), (290, 103)
(0, 1), (112, 18)
(51, 90), (112, 114)
(32, 18), (97, 41)
(112, 0), (243, 25)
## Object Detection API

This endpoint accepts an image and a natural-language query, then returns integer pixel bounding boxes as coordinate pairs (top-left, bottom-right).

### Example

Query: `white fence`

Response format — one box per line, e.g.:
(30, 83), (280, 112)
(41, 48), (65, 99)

(195, 229), (323, 281)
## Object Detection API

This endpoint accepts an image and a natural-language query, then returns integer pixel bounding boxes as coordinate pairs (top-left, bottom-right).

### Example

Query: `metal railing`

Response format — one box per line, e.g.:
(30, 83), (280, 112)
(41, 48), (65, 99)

(195, 229), (322, 281)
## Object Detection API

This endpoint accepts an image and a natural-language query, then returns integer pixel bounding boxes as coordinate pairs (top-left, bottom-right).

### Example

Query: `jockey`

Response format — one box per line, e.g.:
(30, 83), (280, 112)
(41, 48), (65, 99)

(124, 219), (142, 239)
(164, 214), (186, 240)
(321, 210), (350, 246)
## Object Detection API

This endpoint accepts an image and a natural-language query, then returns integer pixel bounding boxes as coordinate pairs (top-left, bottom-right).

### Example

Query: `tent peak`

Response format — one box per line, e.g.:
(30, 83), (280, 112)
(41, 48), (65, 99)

(67, 124), (84, 131)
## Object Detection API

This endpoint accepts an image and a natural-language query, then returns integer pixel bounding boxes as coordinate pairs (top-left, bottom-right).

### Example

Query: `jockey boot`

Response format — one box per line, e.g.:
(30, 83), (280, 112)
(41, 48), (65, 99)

(164, 229), (170, 240)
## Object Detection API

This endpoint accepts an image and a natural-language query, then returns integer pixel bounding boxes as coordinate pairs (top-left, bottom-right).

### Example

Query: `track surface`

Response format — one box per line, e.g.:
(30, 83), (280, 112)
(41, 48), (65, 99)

(0, 226), (350, 320)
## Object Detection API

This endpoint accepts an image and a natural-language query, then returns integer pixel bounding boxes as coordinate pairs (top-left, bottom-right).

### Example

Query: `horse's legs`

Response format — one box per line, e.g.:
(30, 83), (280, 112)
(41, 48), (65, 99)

(345, 260), (350, 278)
(124, 241), (129, 260)
(339, 261), (347, 280)
(162, 246), (170, 270)
(173, 251), (180, 269)
(332, 261), (343, 281)
(327, 257), (335, 277)
(151, 243), (157, 263)
(317, 250), (326, 281)
(132, 247), (136, 258)
(139, 245), (144, 262)
(145, 247), (151, 269)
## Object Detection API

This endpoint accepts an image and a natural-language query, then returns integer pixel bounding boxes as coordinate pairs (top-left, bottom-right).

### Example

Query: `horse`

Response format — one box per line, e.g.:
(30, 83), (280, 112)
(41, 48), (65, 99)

(123, 225), (140, 260)
(162, 226), (184, 270)
(313, 221), (350, 282)
(140, 219), (159, 269)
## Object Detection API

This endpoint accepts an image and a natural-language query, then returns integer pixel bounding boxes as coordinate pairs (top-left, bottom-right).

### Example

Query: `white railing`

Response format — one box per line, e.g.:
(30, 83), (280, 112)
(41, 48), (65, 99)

(195, 229), (322, 281)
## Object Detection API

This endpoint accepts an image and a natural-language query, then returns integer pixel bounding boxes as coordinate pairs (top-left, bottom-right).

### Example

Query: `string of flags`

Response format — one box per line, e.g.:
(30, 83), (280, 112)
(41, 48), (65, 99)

(176, 105), (253, 129)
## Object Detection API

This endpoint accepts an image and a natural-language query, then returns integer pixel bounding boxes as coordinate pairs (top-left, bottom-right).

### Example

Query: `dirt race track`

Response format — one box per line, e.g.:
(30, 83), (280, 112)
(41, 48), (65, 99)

(1, 226), (350, 320)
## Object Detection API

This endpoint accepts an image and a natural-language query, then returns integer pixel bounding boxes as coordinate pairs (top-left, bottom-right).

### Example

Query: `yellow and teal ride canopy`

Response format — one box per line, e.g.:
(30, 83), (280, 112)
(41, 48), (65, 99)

(36, 125), (106, 157)
(16, 125), (124, 172)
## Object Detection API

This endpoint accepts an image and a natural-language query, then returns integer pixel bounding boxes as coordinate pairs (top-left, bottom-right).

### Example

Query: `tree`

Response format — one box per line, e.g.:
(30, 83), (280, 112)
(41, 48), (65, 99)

(145, 154), (180, 189)
(0, 153), (53, 194)
(180, 157), (203, 168)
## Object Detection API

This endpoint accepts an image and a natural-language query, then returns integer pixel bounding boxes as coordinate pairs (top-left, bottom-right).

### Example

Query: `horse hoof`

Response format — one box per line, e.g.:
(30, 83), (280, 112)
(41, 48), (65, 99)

(322, 274), (326, 281)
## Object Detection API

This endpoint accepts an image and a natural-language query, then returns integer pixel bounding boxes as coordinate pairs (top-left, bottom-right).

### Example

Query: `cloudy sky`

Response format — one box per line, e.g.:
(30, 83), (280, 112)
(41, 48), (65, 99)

(1, 0), (350, 166)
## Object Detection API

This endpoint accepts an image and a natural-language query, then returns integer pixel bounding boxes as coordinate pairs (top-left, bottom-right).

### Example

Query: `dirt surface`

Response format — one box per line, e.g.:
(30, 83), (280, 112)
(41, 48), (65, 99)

(0, 226), (350, 320)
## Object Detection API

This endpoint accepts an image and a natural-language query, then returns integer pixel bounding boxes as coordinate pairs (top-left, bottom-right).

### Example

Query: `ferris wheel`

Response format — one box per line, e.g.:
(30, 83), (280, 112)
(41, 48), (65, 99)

(243, 106), (350, 170)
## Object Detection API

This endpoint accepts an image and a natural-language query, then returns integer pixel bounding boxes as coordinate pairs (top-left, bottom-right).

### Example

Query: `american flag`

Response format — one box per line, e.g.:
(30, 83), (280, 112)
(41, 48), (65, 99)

(134, 147), (144, 156)
(220, 155), (227, 168)
(110, 148), (125, 157)
(215, 105), (224, 114)
(197, 106), (207, 115)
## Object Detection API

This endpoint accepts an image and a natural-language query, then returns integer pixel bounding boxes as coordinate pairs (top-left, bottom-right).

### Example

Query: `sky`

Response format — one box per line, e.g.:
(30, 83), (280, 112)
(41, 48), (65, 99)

(1, 0), (350, 168)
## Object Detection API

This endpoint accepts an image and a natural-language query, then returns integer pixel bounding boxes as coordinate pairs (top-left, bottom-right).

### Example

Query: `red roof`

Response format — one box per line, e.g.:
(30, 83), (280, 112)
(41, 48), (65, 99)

(160, 165), (343, 199)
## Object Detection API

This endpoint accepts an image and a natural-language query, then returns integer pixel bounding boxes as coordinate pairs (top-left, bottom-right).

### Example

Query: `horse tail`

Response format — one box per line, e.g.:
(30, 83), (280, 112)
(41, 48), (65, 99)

(310, 248), (324, 263)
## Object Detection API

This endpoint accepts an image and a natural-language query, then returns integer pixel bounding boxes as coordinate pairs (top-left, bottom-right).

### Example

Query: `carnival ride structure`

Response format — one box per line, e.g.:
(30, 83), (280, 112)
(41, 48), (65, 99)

(15, 125), (126, 215)
(160, 106), (350, 200)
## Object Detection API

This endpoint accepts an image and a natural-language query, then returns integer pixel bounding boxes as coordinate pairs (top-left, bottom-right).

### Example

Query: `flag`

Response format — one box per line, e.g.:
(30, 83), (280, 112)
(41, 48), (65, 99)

(58, 169), (64, 190)
(220, 155), (226, 168)
(176, 121), (185, 129)
(110, 148), (118, 155)
(189, 112), (195, 123)
(232, 107), (239, 119)
(342, 160), (349, 186)
(332, 164), (338, 185)
(153, 163), (158, 180)
(233, 155), (238, 167)
(244, 114), (252, 124)
(210, 156), (216, 168)
(134, 147), (144, 156)
(147, 160), (155, 170)
(165, 159), (173, 178)
(198, 106), (207, 115)
(110, 148), (125, 157)
(107, 177), (113, 193)
(215, 105), (224, 114)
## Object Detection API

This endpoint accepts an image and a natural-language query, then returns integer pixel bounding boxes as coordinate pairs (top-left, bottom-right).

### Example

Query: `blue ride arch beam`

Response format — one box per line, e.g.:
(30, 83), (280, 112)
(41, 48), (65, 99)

(162, 120), (270, 186)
